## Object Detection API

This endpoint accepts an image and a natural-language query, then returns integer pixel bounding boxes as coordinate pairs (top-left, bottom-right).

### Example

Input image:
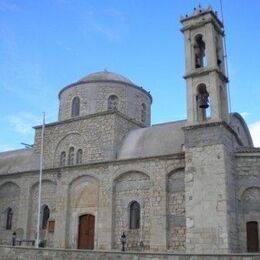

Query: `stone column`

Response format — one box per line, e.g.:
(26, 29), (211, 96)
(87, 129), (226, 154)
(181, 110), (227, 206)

(53, 181), (69, 248)
(149, 172), (167, 251)
(96, 180), (113, 250)
(18, 178), (31, 240)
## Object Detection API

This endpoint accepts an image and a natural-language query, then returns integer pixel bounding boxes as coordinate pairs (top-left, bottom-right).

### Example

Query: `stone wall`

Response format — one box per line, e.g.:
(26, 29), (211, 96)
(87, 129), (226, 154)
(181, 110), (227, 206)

(33, 112), (141, 168)
(0, 246), (260, 260)
(236, 153), (260, 252)
(0, 154), (185, 251)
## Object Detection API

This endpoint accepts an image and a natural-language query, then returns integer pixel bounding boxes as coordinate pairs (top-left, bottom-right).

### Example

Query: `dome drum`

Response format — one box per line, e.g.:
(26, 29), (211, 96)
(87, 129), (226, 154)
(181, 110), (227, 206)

(58, 71), (152, 126)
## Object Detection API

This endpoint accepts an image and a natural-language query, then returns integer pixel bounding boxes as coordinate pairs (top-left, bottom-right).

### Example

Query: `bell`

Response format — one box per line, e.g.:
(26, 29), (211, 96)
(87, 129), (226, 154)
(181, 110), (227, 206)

(199, 103), (209, 109)
(198, 93), (209, 108)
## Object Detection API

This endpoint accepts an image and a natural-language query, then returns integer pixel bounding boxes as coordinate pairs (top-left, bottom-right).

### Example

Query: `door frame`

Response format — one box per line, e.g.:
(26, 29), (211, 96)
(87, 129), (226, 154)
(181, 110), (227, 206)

(77, 213), (96, 249)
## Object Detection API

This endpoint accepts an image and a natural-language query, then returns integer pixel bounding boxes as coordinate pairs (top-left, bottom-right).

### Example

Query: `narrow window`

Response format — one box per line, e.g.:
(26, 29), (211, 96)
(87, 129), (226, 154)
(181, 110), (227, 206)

(141, 103), (146, 123)
(41, 205), (50, 230)
(247, 221), (259, 252)
(129, 201), (140, 229)
(71, 97), (80, 117)
(216, 37), (222, 66)
(194, 35), (206, 68)
(196, 84), (210, 121)
(76, 149), (83, 164)
(108, 95), (119, 111)
(60, 151), (66, 166)
(68, 147), (75, 166)
(6, 208), (13, 230)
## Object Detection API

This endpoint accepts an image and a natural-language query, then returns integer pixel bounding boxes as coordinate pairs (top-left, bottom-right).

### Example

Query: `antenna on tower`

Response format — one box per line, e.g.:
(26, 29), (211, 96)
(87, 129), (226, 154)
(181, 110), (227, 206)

(219, 0), (232, 115)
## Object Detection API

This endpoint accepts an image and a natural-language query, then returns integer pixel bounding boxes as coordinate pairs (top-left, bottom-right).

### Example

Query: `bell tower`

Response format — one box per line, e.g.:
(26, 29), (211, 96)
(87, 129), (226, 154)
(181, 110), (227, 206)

(181, 6), (229, 125)
(181, 7), (239, 253)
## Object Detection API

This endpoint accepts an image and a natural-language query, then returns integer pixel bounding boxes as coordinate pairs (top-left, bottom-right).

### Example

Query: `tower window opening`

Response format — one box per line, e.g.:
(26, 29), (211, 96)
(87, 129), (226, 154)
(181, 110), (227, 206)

(6, 207), (13, 230)
(71, 97), (80, 117)
(141, 103), (146, 122)
(216, 37), (222, 66)
(129, 201), (140, 229)
(196, 84), (210, 121)
(108, 95), (119, 111)
(194, 35), (206, 68)
(68, 147), (75, 166)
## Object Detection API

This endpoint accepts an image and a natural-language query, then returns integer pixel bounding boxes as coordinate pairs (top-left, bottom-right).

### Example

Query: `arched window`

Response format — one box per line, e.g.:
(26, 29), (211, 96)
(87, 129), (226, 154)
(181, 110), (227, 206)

(71, 97), (80, 117)
(6, 207), (13, 230)
(196, 84), (210, 121)
(129, 201), (140, 229)
(141, 103), (146, 122)
(108, 95), (119, 111)
(247, 221), (259, 252)
(68, 147), (75, 166)
(194, 35), (206, 68)
(60, 151), (66, 166)
(41, 205), (50, 230)
(76, 149), (83, 164)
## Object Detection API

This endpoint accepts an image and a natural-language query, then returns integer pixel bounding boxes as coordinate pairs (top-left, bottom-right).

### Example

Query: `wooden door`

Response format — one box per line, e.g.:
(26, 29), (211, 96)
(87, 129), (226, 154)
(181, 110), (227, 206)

(78, 214), (95, 249)
(247, 221), (259, 252)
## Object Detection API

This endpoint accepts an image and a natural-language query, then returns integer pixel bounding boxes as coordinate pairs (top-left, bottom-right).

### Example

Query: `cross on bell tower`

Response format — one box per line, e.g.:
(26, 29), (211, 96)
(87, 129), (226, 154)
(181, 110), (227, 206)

(181, 6), (229, 125)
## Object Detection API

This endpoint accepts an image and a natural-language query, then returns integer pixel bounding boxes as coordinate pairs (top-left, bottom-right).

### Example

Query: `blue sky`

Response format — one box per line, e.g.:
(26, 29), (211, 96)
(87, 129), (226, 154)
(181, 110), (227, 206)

(0, 0), (259, 152)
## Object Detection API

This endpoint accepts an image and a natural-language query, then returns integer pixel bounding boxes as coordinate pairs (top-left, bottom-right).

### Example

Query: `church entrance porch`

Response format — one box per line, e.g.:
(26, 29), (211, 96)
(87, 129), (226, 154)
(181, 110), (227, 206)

(78, 214), (95, 249)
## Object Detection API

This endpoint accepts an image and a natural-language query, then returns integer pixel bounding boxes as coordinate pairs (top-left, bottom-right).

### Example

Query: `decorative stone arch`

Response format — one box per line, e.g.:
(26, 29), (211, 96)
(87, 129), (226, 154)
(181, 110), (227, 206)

(112, 169), (151, 250)
(239, 186), (260, 252)
(0, 181), (21, 235)
(67, 175), (99, 249)
(165, 162), (185, 174)
(0, 181), (21, 191)
(238, 185), (260, 199)
(68, 174), (100, 190)
(167, 167), (185, 178)
(30, 179), (57, 193)
(53, 132), (87, 167)
(28, 179), (57, 243)
(113, 166), (151, 182)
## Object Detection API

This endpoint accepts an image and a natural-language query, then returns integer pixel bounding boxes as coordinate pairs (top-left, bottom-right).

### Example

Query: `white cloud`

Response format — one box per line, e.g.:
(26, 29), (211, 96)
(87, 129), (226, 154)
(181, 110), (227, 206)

(6, 112), (42, 135)
(249, 121), (260, 147)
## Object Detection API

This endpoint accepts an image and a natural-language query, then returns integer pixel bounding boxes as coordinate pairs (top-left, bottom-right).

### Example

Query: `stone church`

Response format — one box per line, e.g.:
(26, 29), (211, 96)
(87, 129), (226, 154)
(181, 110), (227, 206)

(0, 6), (259, 254)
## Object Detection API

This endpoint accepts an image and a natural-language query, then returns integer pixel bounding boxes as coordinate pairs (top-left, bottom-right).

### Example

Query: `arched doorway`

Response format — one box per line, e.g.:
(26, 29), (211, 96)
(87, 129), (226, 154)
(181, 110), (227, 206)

(78, 214), (95, 249)
(247, 221), (259, 252)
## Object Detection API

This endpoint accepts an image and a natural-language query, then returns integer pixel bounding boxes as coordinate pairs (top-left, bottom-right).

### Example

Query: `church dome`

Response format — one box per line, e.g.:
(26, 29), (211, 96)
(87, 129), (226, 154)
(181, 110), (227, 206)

(58, 71), (152, 125)
(78, 71), (135, 85)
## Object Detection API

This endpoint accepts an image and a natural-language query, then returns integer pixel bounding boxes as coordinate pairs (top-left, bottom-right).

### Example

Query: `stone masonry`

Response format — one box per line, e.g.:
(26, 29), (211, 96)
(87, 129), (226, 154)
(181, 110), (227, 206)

(0, 6), (259, 256)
